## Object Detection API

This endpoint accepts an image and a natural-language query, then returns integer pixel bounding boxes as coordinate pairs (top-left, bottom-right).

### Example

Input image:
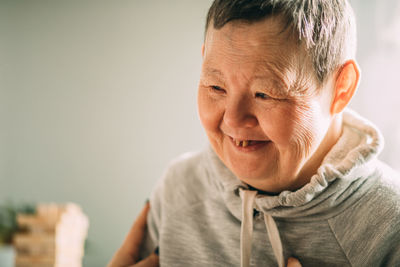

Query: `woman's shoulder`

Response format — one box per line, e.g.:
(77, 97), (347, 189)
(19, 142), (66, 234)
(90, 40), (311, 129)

(150, 148), (215, 209)
(346, 159), (400, 220)
(327, 160), (400, 265)
(372, 160), (400, 199)
(167, 149), (206, 173)
(163, 149), (210, 185)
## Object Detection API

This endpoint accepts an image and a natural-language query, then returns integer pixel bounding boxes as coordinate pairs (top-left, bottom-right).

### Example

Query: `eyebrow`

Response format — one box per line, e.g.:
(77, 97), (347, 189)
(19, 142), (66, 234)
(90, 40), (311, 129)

(203, 67), (225, 80)
(202, 63), (292, 94)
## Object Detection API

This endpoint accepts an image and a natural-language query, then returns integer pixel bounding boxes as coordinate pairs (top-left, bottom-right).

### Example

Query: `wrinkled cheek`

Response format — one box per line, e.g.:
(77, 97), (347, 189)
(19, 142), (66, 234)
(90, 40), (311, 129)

(291, 123), (316, 160)
(273, 105), (318, 159)
(289, 107), (320, 158)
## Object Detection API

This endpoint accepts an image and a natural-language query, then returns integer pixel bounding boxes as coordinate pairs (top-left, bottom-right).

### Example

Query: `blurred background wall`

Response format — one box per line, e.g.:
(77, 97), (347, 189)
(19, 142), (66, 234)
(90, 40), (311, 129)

(0, 0), (399, 266)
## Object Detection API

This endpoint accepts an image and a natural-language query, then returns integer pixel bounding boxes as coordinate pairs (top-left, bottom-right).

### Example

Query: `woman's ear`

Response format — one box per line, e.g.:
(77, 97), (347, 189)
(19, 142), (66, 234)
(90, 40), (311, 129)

(201, 44), (205, 57)
(330, 60), (360, 114)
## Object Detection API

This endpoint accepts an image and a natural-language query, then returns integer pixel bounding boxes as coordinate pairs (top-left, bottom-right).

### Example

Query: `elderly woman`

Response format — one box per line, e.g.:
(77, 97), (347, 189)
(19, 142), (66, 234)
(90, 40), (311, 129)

(109, 0), (400, 266)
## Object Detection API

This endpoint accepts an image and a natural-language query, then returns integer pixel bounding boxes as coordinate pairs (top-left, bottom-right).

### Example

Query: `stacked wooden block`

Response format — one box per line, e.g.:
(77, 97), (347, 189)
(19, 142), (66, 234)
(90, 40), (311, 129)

(13, 203), (89, 267)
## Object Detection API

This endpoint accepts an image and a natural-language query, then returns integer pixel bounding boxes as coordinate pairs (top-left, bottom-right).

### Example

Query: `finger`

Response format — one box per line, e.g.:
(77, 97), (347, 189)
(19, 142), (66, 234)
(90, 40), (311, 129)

(287, 257), (302, 267)
(129, 253), (159, 267)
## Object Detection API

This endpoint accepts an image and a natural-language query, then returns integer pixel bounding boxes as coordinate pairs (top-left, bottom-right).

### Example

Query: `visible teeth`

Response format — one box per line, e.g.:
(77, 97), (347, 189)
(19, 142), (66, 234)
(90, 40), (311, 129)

(233, 139), (251, 147)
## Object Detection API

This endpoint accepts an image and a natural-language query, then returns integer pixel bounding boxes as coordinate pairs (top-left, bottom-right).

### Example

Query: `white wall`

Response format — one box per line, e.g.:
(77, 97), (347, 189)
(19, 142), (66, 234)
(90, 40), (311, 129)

(0, 1), (399, 266)
(0, 1), (211, 266)
(0, 2), (7, 201)
(350, 0), (400, 170)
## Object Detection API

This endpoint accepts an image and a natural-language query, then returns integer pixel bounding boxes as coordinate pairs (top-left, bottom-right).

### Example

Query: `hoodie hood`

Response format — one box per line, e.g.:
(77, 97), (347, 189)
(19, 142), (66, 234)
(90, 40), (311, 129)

(205, 109), (384, 267)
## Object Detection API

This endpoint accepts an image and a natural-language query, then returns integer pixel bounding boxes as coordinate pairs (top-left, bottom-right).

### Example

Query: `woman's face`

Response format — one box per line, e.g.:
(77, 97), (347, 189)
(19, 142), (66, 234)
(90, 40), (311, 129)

(198, 17), (335, 192)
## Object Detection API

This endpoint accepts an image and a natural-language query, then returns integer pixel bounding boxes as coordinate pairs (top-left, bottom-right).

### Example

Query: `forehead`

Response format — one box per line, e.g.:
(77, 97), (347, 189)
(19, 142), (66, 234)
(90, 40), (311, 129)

(204, 17), (297, 63)
(203, 17), (307, 93)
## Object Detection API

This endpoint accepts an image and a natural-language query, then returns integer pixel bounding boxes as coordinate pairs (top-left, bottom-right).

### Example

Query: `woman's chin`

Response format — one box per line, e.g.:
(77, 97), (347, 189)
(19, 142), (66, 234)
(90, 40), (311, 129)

(226, 153), (277, 177)
(231, 166), (275, 185)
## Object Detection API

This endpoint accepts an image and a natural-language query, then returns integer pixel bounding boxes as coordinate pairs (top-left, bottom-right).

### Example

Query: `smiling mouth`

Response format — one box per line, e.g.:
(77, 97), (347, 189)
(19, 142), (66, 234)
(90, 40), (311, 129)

(230, 137), (269, 148)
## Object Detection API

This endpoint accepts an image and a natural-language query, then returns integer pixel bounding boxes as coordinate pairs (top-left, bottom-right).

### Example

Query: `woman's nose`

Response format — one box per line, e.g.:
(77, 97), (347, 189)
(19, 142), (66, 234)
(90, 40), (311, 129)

(223, 98), (258, 129)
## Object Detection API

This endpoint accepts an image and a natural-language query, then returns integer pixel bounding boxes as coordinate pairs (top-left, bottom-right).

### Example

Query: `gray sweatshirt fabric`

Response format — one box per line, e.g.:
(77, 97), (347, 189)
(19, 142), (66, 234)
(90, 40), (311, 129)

(141, 110), (400, 267)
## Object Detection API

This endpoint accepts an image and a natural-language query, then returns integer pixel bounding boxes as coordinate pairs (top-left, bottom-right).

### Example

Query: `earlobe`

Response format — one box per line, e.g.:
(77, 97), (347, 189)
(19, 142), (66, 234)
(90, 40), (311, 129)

(330, 60), (360, 114)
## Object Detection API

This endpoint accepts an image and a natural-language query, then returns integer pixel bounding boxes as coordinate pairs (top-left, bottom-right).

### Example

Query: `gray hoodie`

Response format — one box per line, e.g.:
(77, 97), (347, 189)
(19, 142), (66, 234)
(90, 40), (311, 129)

(141, 110), (400, 267)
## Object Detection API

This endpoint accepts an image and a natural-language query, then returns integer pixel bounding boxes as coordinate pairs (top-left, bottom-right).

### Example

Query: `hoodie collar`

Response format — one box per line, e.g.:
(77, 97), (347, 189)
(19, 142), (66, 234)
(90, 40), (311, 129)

(206, 109), (384, 221)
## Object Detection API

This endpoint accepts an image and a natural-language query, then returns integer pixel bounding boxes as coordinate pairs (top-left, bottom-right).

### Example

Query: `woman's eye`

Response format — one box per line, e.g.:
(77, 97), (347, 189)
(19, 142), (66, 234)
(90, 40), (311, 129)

(255, 92), (270, 99)
(210, 85), (225, 93)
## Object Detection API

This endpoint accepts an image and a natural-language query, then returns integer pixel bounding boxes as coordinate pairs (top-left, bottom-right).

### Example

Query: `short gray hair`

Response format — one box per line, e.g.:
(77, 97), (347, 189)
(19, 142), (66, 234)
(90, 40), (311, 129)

(205, 0), (357, 84)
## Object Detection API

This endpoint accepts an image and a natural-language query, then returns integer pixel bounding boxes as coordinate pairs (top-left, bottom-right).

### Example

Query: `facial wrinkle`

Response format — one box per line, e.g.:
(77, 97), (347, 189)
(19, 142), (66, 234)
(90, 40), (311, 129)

(249, 59), (296, 100)
(291, 104), (318, 161)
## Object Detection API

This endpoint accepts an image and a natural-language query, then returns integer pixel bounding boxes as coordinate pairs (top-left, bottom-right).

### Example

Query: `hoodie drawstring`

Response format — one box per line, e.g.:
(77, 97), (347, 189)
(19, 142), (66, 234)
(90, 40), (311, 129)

(240, 189), (284, 267)
(240, 190), (257, 267)
(264, 213), (284, 267)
